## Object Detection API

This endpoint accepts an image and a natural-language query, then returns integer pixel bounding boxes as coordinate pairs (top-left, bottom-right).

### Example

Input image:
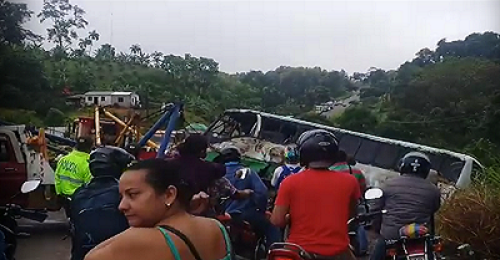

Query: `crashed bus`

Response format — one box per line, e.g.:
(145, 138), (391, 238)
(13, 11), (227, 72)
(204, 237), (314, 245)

(204, 109), (483, 198)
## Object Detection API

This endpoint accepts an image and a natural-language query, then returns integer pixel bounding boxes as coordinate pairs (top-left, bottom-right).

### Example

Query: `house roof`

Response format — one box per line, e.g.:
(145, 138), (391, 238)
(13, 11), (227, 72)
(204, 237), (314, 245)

(67, 94), (84, 99)
(84, 91), (134, 96)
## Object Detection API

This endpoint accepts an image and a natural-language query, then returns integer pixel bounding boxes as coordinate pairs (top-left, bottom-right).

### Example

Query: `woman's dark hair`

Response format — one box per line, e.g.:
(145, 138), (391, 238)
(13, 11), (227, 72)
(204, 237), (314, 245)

(177, 134), (208, 157)
(127, 159), (194, 210)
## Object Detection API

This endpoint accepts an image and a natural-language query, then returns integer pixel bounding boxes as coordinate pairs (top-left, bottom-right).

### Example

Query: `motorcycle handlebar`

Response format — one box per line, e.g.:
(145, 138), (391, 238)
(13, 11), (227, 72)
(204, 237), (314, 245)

(348, 209), (387, 224)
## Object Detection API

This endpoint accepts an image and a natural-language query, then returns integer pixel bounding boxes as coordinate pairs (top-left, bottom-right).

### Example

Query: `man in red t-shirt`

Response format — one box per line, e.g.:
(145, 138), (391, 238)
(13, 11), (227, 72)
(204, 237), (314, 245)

(271, 130), (360, 258)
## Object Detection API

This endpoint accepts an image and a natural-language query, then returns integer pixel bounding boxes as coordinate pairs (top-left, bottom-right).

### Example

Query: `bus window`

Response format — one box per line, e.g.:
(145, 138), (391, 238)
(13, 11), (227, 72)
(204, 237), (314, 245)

(373, 143), (400, 169)
(226, 112), (257, 136)
(209, 116), (229, 136)
(260, 117), (286, 143)
(206, 115), (246, 142)
(280, 122), (299, 144)
(355, 138), (379, 164)
(338, 134), (361, 157)
(392, 147), (413, 171)
(427, 153), (444, 172)
(290, 125), (315, 143)
(439, 155), (465, 183)
(331, 130), (344, 143)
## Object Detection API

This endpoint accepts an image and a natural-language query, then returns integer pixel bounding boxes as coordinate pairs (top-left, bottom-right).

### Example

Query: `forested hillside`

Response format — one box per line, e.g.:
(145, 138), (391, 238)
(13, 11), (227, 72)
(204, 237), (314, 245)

(2, 0), (500, 256)
(1, 0), (500, 169)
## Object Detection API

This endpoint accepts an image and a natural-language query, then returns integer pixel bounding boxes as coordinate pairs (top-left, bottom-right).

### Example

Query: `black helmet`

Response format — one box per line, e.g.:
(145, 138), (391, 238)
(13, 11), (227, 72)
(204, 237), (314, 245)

(75, 136), (93, 153)
(89, 146), (135, 179)
(398, 152), (431, 179)
(297, 129), (339, 167)
(215, 146), (241, 164)
(124, 143), (140, 158)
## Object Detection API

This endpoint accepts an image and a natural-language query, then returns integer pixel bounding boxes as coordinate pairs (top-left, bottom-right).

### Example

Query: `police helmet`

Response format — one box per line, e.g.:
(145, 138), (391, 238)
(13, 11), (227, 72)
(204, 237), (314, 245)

(89, 146), (135, 179)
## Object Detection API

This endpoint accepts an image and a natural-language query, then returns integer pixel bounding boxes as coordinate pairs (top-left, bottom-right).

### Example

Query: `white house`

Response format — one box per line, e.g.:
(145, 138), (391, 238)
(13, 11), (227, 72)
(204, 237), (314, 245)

(83, 91), (140, 108)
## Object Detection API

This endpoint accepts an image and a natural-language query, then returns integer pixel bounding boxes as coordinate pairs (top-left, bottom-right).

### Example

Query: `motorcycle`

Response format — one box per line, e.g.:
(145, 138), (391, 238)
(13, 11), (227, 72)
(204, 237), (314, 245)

(0, 180), (48, 260)
(215, 197), (270, 260)
(365, 189), (442, 260)
(269, 188), (386, 260)
(384, 229), (443, 260)
(348, 199), (372, 256)
(213, 168), (272, 260)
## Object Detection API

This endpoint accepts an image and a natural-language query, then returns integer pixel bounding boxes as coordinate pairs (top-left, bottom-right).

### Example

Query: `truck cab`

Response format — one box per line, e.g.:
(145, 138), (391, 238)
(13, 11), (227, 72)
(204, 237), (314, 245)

(0, 125), (58, 210)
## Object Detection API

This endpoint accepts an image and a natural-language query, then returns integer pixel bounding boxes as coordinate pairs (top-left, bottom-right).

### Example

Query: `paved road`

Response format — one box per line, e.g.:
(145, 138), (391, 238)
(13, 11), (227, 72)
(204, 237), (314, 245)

(15, 211), (372, 260)
(16, 211), (70, 260)
(322, 93), (361, 119)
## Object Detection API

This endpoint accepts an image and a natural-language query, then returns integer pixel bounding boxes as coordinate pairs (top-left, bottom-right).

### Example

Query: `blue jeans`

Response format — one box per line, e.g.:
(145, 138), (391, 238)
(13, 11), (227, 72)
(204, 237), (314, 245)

(231, 210), (282, 249)
(357, 225), (368, 254)
(0, 230), (6, 260)
(370, 238), (386, 260)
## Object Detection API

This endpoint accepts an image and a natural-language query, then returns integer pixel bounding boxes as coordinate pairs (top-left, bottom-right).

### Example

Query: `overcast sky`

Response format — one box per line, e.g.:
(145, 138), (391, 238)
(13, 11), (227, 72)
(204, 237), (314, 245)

(20, 0), (500, 74)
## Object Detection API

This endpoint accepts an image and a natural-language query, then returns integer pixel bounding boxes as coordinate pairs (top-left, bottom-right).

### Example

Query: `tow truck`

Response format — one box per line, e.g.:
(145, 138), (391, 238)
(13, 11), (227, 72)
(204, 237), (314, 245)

(0, 103), (185, 210)
(0, 124), (60, 210)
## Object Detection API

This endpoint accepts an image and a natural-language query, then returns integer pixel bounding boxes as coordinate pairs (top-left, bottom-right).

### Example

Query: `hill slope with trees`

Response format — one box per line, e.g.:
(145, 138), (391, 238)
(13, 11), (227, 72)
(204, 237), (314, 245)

(1, 0), (500, 257)
(2, 0), (500, 168)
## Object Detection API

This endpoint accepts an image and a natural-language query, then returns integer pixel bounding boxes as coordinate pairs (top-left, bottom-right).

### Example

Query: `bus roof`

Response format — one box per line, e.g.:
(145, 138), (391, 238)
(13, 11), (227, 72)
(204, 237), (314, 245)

(224, 108), (482, 166)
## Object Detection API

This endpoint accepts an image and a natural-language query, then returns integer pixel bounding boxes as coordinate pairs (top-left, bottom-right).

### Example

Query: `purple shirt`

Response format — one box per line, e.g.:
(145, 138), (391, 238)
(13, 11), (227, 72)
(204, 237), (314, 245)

(167, 155), (226, 194)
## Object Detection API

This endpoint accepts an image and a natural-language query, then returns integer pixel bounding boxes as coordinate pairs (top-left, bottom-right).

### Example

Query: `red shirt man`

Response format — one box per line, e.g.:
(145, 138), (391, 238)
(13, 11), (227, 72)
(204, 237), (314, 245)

(274, 168), (361, 255)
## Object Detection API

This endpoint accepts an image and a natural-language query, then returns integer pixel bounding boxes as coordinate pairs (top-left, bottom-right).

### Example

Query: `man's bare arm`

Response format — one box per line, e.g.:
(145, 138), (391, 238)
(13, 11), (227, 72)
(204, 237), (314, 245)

(270, 205), (289, 228)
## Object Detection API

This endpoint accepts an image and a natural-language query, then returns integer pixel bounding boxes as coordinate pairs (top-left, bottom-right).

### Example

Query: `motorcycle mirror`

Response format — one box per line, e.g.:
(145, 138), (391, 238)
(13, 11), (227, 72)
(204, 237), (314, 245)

(21, 179), (41, 194)
(364, 188), (383, 200)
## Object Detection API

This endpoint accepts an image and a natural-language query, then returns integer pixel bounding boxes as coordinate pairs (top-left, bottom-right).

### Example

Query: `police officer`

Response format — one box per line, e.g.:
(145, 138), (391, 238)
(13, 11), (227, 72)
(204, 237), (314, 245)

(54, 137), (93, 216)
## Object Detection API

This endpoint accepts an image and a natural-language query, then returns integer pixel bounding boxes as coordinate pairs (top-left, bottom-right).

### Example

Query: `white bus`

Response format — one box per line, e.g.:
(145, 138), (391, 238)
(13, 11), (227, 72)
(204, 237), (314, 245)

(205, 109), (483, 196)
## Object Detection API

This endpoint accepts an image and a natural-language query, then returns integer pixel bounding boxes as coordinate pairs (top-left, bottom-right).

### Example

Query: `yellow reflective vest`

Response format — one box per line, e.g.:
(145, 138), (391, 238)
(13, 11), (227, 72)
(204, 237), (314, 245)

(54, 150), (92, 196)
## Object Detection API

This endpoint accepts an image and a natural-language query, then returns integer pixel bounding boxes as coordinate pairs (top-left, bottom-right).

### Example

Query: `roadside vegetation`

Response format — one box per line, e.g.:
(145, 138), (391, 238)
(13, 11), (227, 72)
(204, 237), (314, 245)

(1, 0), (500, 256)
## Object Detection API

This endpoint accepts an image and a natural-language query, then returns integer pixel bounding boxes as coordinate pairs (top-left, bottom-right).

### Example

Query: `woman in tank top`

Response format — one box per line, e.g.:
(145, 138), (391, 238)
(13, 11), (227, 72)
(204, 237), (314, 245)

(85, 159), (231, 260)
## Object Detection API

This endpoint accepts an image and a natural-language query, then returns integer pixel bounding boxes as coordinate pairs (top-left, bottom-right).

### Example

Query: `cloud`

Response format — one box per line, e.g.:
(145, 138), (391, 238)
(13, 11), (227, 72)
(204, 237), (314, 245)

(21, 0), (500, 73)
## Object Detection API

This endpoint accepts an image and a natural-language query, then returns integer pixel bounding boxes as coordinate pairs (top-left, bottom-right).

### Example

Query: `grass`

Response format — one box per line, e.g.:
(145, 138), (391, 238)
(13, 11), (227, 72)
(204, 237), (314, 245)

(0, 108), (44, 126)
(437, 182), (500, 259)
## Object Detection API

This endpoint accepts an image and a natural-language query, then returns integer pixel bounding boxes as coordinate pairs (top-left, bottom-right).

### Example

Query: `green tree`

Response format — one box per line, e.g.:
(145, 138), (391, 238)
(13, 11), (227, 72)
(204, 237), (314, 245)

(435, 32), (500, 61)
(0, 45), (58, 114)
(0, 0), (41, 45)
(95, 43), (116, 61)
(76, 30), (99, 56)
(38, 0), (88, 52)
(151, 51), (163, 68)
(129, 44), (141, 64)
(335, 106), (378, 133)
(44, 107), (66, 126)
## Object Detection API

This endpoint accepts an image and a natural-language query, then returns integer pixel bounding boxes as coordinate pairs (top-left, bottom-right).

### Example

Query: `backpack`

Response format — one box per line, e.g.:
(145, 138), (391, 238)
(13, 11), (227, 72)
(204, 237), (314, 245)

(276, 165), (302, 190)
(70, 179), (129, 260)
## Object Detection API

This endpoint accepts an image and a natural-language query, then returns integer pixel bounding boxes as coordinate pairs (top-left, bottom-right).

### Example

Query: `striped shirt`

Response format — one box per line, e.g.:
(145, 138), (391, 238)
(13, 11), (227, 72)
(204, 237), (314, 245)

(329, 162), (367, 193)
